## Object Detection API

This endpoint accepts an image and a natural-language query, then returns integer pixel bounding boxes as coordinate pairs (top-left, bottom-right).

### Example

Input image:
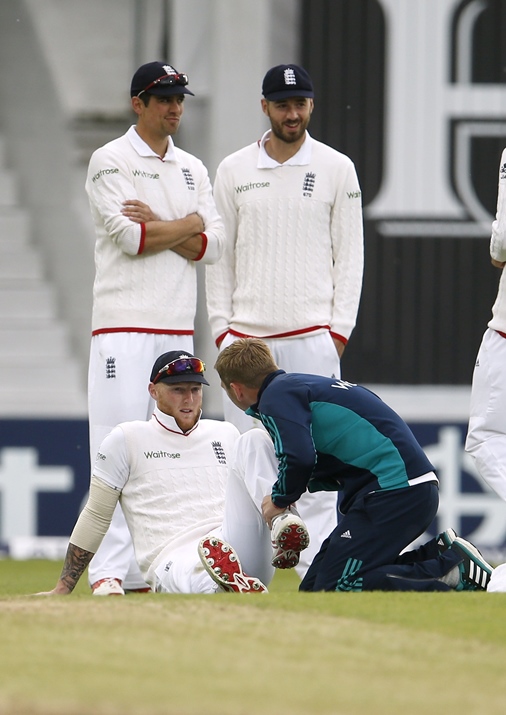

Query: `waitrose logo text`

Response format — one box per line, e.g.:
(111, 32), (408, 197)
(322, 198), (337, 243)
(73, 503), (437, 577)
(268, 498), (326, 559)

(144, 451), (181, 459)
(235, 182), (270, 193)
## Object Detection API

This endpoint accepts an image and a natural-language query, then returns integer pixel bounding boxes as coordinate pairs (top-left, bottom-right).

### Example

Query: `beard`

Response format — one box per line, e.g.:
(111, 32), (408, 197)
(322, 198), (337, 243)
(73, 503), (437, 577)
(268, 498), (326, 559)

(269, 116), (310, 144)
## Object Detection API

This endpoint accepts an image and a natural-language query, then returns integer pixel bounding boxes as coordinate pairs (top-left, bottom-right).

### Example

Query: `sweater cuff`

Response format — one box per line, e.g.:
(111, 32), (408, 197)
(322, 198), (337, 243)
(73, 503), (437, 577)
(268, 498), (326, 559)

(137, 223), (146, 255)
(193, 233), (208, 262)
(330, 331), (348, 345)
(216, 331), (229, 348)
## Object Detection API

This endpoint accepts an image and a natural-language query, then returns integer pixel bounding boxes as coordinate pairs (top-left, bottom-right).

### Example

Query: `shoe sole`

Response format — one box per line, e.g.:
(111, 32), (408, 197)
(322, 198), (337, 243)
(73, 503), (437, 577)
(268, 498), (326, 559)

(272, 520), (310, 553)
(437, 528), (457, 552)
(199, 537), (268, 593)
(453, 536), (487, 563)
(272, 548), (300, 569)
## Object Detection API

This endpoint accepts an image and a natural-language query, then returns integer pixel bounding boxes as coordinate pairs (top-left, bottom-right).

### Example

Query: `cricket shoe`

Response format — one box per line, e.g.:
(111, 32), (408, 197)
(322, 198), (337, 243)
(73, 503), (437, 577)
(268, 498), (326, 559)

(270, 510), (310, 569)
(91, 577), (125, 596)
(450, 537), (494, 591)
(436, 528), (458, 554)
(198, 537), (268, 593)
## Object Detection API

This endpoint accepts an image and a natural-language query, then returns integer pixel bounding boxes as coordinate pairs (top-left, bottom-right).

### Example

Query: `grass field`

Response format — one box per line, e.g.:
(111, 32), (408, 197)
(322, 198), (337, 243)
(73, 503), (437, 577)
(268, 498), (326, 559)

(1, 559), (505, 715)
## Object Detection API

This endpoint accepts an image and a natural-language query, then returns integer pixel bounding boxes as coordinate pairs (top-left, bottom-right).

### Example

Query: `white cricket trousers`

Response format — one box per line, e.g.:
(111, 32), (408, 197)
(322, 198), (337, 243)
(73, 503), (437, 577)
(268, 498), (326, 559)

(218, 330), (340, 576)
(465, 328), (506, 501)
(88, 332), (194, 589)
(154, 430), (279, 593)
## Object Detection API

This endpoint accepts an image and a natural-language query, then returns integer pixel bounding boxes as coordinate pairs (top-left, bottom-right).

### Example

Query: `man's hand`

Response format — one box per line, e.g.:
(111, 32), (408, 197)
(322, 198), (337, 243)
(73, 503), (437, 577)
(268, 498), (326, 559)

(34, 586), (72, 596)
(491, 258), (506, 269)
(332, 336), (346, 358)
(262, 495), (286, 528)
(122, 199), (160, 224)
(34, 543), (94, 596)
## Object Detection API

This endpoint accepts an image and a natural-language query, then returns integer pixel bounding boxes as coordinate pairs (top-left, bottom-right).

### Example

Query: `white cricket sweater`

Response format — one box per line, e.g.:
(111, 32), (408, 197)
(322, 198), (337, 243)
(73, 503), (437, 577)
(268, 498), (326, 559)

(205, 132), (364, 344)
(86, 126), (224, 334)
(93, 407), (240, 587)
(489, 148), (506, 334)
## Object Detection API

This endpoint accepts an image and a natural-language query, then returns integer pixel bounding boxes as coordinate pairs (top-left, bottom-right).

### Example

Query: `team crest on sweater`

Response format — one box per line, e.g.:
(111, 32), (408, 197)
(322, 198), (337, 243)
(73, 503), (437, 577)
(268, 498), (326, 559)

(302, 172), (315, 197)
(212, 441), (227, 464)
(181, 167), (195, 191)
(501, 163), (506, 181)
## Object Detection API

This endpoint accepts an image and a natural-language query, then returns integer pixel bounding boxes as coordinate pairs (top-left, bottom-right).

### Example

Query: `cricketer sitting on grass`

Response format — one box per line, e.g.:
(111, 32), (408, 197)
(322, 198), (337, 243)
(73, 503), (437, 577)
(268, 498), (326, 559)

(37, 351), (311, 596)
(215, 338), (495, 592)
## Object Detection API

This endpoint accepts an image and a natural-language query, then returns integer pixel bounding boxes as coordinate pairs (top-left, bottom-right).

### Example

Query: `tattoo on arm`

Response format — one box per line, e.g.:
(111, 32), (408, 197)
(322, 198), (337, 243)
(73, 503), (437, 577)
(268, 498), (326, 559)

(59, 543), (94, 593)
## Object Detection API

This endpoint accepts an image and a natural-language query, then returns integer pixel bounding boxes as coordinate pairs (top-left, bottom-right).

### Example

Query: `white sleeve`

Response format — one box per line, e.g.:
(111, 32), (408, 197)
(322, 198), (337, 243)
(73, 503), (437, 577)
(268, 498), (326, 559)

(490, 149), (506, 263)
(330, 159), (364, 341)
(205, 161), (238, 342)
(193, 161), (225, 265)
(85, 147), (142, 256)
(92, 425), (130, 490)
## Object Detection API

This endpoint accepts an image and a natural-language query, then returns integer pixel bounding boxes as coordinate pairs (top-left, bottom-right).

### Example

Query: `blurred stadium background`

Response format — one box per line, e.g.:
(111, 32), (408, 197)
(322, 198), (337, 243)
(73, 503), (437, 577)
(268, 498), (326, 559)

(0, 0), (505, 561)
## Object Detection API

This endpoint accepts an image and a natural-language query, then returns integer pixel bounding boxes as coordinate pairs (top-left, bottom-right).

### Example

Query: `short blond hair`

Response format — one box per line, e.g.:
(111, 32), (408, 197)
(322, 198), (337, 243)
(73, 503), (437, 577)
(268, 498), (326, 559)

(215, 338), (278, 388)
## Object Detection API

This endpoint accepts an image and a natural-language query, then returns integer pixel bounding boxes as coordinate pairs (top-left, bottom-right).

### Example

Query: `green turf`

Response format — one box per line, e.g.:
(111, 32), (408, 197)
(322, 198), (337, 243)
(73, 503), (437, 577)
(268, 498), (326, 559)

(1, 559), (505, 715)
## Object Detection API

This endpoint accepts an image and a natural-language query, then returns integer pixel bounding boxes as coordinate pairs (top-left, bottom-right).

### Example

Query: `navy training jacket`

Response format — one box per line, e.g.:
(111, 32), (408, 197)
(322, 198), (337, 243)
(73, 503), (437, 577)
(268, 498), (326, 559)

(246, 371), (436, 512)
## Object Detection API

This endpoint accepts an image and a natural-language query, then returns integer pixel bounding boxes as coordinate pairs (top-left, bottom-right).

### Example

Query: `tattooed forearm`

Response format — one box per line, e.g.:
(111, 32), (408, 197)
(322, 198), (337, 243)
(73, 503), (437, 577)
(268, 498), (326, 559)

(59, 543), (94, 593)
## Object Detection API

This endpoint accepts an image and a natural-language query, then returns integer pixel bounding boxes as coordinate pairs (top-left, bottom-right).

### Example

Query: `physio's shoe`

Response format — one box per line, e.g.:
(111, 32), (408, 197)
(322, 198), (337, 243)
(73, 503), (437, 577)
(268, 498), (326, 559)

(198, 536), (268, 593)
(450, 537), (494, 591)
(436, 527), (458, 554)
(91, 577), (125, 596)
(270, 511), (310, 569)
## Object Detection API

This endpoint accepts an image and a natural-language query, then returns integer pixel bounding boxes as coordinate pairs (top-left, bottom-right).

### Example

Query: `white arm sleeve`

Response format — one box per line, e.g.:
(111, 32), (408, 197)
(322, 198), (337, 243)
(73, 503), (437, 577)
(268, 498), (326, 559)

(491, 149), (506, 262)
(205, 161), (238, 341)
(69, 476), (120, 553)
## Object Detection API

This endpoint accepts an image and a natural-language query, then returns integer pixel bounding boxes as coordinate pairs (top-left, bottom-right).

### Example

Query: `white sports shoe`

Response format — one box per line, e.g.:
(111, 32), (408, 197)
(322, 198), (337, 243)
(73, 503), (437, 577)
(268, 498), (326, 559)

(270, 510), (310, 569)
(91, 577), (125, 596)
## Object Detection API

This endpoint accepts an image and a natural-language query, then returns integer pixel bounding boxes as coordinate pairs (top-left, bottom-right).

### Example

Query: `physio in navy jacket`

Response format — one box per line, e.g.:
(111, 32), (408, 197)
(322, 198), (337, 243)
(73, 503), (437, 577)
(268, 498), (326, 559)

(215, 338), (493, 592)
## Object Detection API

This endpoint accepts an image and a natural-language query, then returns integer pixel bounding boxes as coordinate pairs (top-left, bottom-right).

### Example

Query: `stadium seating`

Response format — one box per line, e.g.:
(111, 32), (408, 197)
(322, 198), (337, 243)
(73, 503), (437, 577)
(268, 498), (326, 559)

(0, 134), (87, 417)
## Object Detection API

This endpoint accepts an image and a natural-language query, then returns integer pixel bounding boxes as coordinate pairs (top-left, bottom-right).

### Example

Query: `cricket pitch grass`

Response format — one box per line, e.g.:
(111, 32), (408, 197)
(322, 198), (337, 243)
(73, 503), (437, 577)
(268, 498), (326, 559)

(0, 559), (505, 715)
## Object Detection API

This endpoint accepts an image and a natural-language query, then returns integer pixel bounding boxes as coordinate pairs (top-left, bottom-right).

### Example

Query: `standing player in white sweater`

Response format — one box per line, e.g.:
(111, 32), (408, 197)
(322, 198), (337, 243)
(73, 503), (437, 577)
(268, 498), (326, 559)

(206, 64), (364, 574)
(38, 352), (310, 596)
(466, 149), (506, 502)
(85, 62), (225, 595)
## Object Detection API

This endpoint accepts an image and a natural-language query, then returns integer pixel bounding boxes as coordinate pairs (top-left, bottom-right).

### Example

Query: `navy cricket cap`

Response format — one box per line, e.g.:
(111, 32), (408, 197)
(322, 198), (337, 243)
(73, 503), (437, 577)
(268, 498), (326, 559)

(150, 351), (209, 386)
(262, 64), (314, 101)
(130, 61), (195, 97)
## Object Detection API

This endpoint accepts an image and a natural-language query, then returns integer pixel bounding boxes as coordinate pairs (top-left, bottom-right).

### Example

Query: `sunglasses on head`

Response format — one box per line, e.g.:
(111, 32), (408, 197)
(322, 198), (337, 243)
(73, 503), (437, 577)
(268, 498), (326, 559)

(137, 72), (189, 97)
(152, 357), (205, 384)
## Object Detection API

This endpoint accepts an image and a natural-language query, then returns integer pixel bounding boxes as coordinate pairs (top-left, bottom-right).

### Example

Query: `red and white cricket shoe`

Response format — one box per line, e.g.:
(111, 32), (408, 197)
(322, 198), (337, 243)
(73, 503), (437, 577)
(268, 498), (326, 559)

(198, 536), (268, 593)
(270, 510), (310, 569)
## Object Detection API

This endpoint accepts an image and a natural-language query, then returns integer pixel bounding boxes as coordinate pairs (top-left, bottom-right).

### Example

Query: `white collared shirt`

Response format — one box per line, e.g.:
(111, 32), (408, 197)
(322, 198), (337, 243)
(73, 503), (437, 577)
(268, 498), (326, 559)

(257, 129), (313, 168)
(128, 125), (178, 162)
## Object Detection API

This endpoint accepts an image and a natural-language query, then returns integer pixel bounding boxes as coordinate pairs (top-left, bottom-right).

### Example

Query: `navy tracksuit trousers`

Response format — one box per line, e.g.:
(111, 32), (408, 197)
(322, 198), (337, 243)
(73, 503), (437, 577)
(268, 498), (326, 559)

(300, 482), (462, 592)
